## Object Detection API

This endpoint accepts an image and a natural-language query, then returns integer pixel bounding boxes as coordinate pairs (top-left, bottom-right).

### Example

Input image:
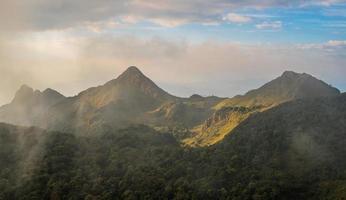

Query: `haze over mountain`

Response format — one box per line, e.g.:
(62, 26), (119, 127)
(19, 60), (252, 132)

(0, 67), (340, 146)
(215, 71), (340, 109)
(1, 0), (346, 199)
(0, 85), (65, 126)
(40, 66), (222, 134)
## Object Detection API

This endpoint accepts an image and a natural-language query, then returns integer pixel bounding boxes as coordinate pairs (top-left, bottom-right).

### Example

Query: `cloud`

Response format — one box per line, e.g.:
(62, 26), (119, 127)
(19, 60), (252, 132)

(307, 0), (346, 6)
(0, 33), (345, 105)
(1, 0), (345, 30)
(256, 21), (282, 30)
(297, 40), (346, 50)
(223, 13), (252, 23)
(327, 40), (346, 47)
(0, 0), (345, 104)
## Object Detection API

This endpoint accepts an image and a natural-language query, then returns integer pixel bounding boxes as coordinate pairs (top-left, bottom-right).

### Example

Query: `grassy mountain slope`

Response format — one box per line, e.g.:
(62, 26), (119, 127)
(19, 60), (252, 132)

(186, 71), (340, 146)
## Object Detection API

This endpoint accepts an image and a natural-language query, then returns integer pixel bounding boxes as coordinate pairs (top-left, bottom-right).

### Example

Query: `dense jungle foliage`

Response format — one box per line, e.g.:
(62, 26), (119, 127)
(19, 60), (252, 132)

(1, 94), (346, 200)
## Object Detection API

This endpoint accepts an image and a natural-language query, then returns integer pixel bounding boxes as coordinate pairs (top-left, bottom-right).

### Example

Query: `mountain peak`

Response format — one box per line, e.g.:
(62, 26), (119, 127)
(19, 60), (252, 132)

(76, 66), (176, 109)
(217, 71), (340, 108)
(43, 88), (60, 95)
(18, 84), (33, 92)
(282, 70), (299, 77)
(115, 66), (156, 86)
(281, 71), (310, 79)
(245, 71), (340, 103)
(10, 85), (66, 106)
(126, 66), (142, 73)
(12, 84), (35, 104)
(42, 88), (65, 99)
(114, 66), (148, 84)
(120, 66), (144, 76)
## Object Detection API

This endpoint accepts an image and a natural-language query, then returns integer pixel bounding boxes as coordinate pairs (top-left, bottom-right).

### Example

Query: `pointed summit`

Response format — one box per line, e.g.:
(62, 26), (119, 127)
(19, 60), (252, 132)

(12, 84), (35, 104)
(124, 66), (142, 74)
(108, 66), (172, 99)
(76, 66), (176, 109)
(281, 71), (311, 79)
(42, 88), (65, 103)
(116, 66), (148, 84)
(281, 70), (299, 77)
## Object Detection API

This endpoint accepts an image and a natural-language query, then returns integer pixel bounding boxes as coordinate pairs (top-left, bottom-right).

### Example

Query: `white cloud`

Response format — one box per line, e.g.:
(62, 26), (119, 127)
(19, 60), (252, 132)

(223, 13), (252, 23)
(149, 18), (189, 28)
(297, 40), (346, 50)
(256, 21), (282, 30)
(307, 0), (346, 6)
(1, 0), (345, 30)
(327, 40), (346, 47)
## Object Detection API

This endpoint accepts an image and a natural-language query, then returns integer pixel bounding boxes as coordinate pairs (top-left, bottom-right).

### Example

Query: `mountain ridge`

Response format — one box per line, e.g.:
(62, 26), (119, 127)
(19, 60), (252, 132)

(0, 67), (341, 143)
(0, 85), (66, 126)
(185, 70), (340, 146)
(215, 70), (340, 109)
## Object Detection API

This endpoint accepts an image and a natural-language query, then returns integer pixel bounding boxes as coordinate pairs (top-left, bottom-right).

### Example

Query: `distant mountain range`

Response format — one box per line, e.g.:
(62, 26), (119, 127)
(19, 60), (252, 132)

(0, 66), (340, 146)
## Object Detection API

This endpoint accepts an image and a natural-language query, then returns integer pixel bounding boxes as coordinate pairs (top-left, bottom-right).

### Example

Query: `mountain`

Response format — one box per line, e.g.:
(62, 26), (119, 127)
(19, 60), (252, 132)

(0, 85), (65, 126)
(186, 71), (340, 146)
(0, 66), (222, 135)
(76, 66), (176, 108)
(0, 68), (340, 144)
(42, 66), (173, 132)
(211, 93), (346, 199)
(1, 94), (345, 199)
(216, 71), (340, 109)
(43, 66), (222, 133)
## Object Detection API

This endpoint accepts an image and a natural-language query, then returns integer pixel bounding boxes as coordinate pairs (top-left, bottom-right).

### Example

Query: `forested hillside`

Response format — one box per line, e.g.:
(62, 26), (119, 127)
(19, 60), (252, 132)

(1, 93), (346, 199)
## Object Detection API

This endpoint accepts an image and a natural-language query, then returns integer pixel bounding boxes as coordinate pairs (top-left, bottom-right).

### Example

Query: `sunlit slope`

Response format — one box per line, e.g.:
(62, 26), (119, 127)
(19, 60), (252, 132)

(184, 106), (259, 146)
(186, 71), (340, 146)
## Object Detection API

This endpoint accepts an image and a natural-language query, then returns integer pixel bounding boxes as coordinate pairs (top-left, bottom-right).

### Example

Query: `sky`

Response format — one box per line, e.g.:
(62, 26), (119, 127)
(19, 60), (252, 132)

(0, 0), (346, 105)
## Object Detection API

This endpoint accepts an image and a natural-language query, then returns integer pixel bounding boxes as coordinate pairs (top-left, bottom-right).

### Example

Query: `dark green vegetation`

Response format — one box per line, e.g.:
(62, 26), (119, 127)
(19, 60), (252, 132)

(1, 93), (346, 200)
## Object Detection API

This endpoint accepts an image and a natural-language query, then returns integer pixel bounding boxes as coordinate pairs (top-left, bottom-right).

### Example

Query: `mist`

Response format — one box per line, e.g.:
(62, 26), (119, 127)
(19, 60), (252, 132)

(1, 33), (345, 106)
(0, 0), (346, 106)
